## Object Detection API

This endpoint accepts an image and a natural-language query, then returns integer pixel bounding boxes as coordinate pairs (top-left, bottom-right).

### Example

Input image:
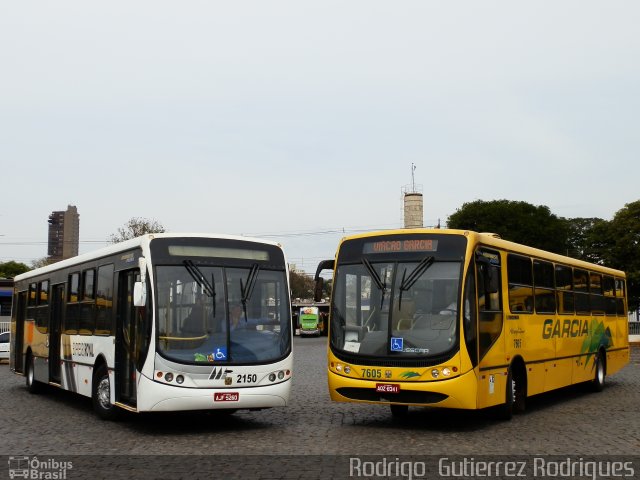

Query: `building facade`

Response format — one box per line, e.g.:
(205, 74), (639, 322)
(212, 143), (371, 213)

(48, 205), (80, 262)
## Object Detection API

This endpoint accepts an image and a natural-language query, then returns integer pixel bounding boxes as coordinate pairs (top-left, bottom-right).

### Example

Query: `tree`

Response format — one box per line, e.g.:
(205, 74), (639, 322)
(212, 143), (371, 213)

(563, 217), (607, 263)
(447, 199), (568, 254)
(289, 267), (315, 300)
(0, 261), (30, 278)
(109, 217), (166, 243)
(595, 200), (640, 311)
(31, 257), (54, 269)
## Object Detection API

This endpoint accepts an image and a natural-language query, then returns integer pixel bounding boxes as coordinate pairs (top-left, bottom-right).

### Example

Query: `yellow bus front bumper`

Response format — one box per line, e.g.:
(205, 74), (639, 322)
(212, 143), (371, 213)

(328, 367), (480, 410)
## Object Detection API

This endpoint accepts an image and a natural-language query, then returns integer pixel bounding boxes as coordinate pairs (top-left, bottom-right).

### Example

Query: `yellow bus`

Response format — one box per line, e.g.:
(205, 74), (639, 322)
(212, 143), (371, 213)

(314, 229), (629, 419)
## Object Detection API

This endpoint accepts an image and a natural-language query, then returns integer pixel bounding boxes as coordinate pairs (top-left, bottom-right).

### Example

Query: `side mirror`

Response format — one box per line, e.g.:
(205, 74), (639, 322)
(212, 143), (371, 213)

(133, 281), (146, 307)
(314, 277), (324, 303)
(314, 259), (335, 302)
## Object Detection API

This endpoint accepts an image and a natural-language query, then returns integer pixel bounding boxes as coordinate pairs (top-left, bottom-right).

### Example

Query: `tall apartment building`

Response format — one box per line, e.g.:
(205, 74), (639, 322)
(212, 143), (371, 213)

(48, 205), (80, 262)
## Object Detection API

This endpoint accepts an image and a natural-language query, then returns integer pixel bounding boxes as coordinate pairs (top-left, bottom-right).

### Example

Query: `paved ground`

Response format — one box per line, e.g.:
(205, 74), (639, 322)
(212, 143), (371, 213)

(1, 338), (638, 478)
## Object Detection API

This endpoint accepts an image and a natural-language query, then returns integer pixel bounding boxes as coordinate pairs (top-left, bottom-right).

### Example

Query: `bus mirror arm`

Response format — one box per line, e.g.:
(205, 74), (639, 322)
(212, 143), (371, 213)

(314, 259), (335, 302)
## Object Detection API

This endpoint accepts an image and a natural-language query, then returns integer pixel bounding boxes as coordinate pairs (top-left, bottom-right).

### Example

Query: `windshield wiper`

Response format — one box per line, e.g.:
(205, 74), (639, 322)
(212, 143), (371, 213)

(240, 263), (260, 321)
(183, 261), (217, 318)
(398, 256), (435, 309)
(362, 258), (387, 308)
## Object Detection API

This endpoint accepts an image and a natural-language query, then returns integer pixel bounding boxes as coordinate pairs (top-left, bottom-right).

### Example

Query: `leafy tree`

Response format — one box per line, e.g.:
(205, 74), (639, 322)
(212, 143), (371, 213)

(109, 217), (166, 243)
(563, 217), (607, 263)
(289, 267), (314, 300)
(0, 261), (30, 278)
(447, 199), (568, 254)
(595, 200), (640, 311)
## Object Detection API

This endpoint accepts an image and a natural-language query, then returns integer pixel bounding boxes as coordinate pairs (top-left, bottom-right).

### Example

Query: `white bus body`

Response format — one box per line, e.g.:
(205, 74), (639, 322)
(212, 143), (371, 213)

(11, 234), (293, 419)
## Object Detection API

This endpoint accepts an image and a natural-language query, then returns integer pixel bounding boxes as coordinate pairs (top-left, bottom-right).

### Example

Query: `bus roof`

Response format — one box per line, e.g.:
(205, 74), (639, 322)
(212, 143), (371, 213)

(336, 228), (626, 277)
(14, 233), (285, 282)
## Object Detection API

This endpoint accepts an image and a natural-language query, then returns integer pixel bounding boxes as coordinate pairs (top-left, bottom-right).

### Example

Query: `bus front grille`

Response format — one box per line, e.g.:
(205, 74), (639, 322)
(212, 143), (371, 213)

(336, 387), (447, 404)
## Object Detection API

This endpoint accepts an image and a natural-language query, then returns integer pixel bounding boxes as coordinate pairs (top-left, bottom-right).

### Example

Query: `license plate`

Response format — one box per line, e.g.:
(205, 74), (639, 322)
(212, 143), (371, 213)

(214, 392), (239, 402)
(376, 383), (400, 394)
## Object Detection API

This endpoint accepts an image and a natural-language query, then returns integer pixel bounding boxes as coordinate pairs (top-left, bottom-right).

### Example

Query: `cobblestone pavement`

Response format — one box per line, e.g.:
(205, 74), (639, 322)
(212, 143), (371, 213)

(1, 339), (638, 478)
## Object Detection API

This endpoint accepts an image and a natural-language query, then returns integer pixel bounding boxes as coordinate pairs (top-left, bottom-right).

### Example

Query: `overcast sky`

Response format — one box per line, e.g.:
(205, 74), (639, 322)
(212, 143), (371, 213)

(1, 1), (639, 273)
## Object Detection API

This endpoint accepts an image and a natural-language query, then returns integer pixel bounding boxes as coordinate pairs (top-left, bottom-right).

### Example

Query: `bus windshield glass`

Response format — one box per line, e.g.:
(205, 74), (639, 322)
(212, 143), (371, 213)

(330, 234), (466, 360)
(152, 240), (291, 365)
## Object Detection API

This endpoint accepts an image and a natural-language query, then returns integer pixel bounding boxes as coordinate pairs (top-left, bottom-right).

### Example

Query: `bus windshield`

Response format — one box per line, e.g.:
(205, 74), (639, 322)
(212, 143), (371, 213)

(329, 235), (466, 360)
(155, 264), (290, 365)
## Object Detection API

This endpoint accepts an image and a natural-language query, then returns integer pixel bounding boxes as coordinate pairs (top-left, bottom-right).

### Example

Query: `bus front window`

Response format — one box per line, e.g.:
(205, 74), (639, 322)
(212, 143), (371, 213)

(155, 265), (291, 364)
(331, 260), (461, 359)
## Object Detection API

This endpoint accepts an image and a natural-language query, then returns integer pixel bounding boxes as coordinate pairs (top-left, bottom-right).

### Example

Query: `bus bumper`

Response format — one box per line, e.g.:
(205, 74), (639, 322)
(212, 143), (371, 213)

(328, 368), (479, 410)
(136, 374), (291, 412)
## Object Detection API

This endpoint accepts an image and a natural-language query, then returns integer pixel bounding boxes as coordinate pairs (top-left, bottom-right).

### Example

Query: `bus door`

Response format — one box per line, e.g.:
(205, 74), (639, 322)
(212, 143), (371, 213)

(116, 269), (138, 407)
(49, 284), (64, 384)
(12, 291), (27, 373)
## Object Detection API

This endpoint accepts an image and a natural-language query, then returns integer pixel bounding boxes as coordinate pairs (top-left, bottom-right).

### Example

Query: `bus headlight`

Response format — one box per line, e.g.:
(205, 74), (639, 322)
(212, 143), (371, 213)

(176, 375), (184, 384)
(344, 366), (351, 374)
(431, 369), (439, 378)
(269, 373), (277, 382)
(442, 368), (452, 377)
(165, 372), (174, 382)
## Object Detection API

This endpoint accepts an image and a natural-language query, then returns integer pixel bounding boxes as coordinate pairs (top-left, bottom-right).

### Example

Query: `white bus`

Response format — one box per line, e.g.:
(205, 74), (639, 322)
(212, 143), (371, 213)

(10, 234), (293, 419)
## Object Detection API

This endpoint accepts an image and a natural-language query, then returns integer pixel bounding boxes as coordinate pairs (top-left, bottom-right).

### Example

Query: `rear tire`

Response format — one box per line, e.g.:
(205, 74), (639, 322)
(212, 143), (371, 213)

(591, 352), (606, 392)
(92, 364), (120, 420)
(25, 353), (43, 394)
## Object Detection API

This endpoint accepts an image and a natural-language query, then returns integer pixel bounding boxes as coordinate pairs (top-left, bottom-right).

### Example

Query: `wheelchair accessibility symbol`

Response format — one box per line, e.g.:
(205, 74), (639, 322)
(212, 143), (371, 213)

(390, 337), (403, 352)
(214, 347), (228, 360)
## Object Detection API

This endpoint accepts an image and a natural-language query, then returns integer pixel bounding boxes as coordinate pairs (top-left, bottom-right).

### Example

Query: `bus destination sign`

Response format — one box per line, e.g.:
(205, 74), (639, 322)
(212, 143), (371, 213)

(363, 239), (438, 254)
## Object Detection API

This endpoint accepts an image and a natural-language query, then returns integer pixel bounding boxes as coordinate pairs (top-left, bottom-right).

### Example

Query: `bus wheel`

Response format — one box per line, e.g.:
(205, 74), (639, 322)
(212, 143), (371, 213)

(25, 354), (42, 394)
(591, 352), (606, 392)
(92, 364), (119, 421)
(390, 404), (409, 418)
(498, 366), (526, 420)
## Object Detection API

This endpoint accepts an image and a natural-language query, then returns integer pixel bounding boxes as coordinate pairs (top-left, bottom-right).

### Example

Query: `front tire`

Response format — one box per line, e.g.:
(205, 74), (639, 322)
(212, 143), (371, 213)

(92, 364), (119, 420)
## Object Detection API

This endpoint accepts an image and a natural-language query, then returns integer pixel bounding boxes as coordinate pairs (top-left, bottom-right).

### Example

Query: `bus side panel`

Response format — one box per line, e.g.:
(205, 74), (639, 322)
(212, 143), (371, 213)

(476, 330), (508, 409)
(606, 347), (629, 377)
(476, 367), (508, 409)
(526, 363), (545, 396)
(547, 326), (580, 391)
(25, 320), (51, 384)
(59, 334), (115, 397)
